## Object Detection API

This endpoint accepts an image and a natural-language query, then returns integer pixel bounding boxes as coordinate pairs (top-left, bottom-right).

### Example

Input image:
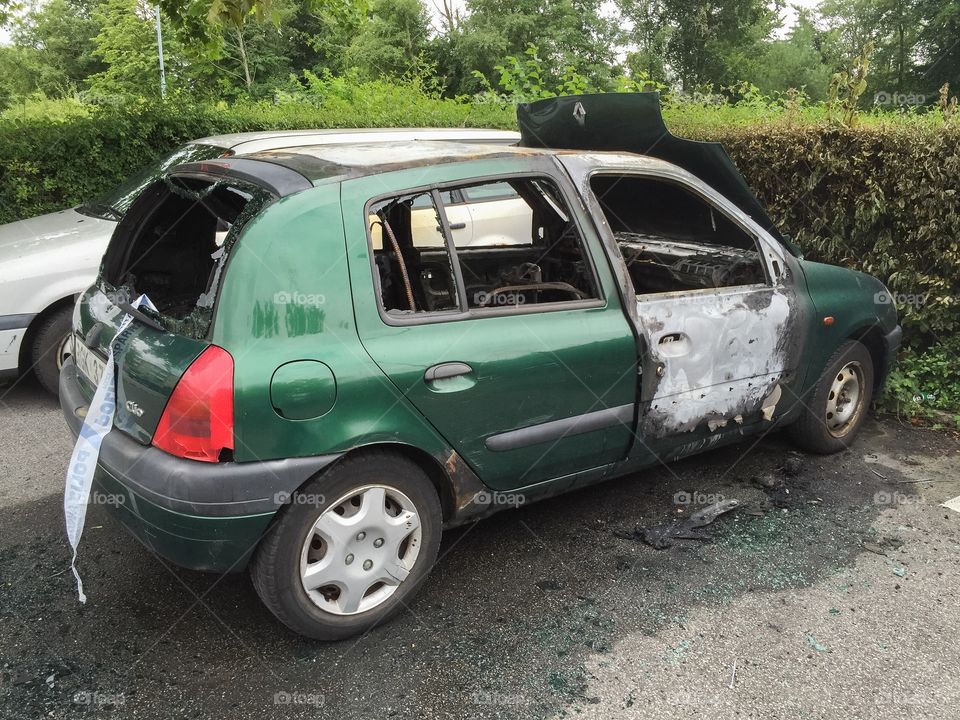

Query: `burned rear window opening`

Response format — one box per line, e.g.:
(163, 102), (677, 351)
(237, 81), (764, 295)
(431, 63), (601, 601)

(101, 174), (274, 338)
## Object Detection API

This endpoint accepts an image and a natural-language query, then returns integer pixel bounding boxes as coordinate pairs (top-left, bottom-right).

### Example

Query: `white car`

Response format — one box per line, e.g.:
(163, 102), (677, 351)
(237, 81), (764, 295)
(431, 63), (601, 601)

(0, 128), (519, 393)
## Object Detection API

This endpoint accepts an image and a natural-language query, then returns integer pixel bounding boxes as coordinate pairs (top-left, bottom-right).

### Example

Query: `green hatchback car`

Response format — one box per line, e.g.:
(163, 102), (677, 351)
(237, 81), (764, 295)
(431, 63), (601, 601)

(61, 94), (901, 639)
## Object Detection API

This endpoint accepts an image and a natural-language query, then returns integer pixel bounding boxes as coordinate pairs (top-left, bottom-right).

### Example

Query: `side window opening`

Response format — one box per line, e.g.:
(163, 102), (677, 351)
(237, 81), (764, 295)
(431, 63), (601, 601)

(454, 178), (596, 309)
(103, 175), (267, 335)
(370, 191), (461, 315)
(590, 175), (767, 295)
(368, 177), (599, 319)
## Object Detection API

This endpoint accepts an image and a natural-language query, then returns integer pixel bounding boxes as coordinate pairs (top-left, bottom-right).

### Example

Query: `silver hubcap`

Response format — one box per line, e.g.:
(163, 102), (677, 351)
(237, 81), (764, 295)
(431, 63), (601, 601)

(299, 485), (422, 616)
(825, 361), (865, 437)
(56, 332), (72, 371)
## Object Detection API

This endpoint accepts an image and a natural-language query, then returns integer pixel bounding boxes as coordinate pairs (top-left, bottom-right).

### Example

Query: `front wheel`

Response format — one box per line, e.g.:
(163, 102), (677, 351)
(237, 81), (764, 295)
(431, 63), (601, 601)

(250, 451), (442, 640)
(788, 340), (874, 454)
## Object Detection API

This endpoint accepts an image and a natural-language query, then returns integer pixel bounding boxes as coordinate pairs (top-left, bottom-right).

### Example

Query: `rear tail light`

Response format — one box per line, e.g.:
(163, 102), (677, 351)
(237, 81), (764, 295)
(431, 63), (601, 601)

(153, 345), (234, 463)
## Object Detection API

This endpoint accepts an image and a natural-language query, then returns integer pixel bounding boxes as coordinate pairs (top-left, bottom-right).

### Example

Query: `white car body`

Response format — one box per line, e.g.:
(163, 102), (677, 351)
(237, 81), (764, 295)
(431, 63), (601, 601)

(0, 128), (519, 379)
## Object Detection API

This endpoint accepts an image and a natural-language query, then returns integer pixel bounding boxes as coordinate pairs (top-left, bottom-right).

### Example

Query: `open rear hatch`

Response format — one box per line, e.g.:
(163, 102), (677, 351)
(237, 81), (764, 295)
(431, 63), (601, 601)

(516, 92), (784, 242)
(71, 165), (284, 459)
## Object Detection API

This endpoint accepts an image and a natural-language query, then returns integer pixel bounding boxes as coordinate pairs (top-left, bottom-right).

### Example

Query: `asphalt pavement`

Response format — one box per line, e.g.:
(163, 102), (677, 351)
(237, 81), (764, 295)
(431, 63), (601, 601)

(1, 373), (959, 719)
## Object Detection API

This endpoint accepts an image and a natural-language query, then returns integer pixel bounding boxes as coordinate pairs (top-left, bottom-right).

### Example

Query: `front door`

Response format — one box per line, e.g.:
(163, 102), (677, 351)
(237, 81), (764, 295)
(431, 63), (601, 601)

(581, 168), (800, 443)
(342, 159), (638, 490)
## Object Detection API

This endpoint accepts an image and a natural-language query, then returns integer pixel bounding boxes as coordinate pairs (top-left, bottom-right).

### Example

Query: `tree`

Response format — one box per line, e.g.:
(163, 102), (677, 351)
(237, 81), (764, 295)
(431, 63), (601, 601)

(344, 0), (430, 79)
(0, 45), (46, 107)
(915, 0), (960, 93)
(620, 0), (670, 84)
(6, 0), (105, 97)
(298, 0), (366, 76)
(750, 10), (832, 100)
(88, 0), (181, 98)
(207, 0), (261, 88)
(819, 0), (924, 97)
(658, 0), (780, 91)
(432, 0), (623, 96)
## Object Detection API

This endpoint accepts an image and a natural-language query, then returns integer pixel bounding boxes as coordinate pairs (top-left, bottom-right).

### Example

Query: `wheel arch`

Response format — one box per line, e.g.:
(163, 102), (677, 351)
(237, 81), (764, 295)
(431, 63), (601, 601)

(846, 323), (887, 390)
(283, 442), (489, 527)
(18, 295), (76, 373)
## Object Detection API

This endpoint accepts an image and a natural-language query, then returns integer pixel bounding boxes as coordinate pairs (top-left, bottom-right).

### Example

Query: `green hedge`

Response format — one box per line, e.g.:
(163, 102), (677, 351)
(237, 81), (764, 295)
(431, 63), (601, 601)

(698, 123), (960, 342)
(1, 99), (957, 415)
(0, 96), (515, 225)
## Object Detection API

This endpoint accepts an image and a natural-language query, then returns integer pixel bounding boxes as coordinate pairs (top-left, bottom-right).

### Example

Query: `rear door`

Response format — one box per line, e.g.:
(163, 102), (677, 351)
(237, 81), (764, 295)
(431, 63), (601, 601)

(342, 158), (638, 491)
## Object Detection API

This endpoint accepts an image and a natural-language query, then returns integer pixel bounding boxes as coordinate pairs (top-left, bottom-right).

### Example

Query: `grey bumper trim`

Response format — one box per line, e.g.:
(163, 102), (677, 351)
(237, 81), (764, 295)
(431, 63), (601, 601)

(60, 359), (341, 516)
(485, 403), (635, 452)
(0, 313), (34, 331)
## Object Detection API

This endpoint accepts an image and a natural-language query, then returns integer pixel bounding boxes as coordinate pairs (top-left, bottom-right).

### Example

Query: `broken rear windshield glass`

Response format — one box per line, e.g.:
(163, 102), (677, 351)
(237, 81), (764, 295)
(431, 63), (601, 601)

(101, 174), (272, 338)
(78, 143), (229, 221)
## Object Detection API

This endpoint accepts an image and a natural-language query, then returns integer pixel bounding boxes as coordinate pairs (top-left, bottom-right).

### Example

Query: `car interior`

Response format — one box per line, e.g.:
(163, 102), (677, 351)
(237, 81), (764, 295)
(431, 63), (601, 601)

(104, 177), (255, 319)
(370, 177), (598, 315)
(590, 175), (767, 295)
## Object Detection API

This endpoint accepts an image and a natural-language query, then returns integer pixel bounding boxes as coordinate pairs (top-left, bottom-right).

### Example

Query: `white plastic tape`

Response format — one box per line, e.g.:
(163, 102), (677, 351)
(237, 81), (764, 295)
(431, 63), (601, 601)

(64, 294), (157, 603)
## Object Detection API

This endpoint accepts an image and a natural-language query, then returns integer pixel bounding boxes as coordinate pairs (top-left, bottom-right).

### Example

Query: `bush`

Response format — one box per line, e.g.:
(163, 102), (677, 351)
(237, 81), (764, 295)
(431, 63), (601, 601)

(0, 84), (514, 223)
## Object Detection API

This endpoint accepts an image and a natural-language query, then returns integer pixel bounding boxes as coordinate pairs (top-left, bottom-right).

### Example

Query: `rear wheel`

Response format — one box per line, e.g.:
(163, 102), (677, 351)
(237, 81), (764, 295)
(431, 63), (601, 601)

(250, 451), (442, 640)
(31, 306), (73, 396)
(789, 340), (874, 454)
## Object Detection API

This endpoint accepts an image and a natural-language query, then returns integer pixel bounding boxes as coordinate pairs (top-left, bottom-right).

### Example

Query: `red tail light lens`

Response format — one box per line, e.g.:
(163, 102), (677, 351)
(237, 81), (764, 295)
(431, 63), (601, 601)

(153, 345), (234, 463)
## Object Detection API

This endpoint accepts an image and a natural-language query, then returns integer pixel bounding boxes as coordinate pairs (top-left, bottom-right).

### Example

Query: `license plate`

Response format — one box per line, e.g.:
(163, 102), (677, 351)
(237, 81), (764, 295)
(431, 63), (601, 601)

(74, 337), (107, 386)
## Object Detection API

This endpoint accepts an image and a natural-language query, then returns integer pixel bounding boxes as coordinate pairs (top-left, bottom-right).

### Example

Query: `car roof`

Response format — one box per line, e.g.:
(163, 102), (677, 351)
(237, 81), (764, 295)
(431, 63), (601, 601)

(247, 140), (676, 183)
(173, 140), (678, 196)
(194, 128), (521, 154)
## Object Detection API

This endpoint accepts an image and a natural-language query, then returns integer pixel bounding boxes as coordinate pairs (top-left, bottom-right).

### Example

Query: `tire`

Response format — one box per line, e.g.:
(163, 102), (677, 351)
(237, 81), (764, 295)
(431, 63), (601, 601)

(788, 340), (874, 454)
(250, 451), (442, 640)
(31, 306), (73, 396)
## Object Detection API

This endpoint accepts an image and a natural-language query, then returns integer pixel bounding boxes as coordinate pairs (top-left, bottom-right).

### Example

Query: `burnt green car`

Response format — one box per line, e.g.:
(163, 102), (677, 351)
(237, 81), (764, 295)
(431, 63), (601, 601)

(61, 94), (900, 639)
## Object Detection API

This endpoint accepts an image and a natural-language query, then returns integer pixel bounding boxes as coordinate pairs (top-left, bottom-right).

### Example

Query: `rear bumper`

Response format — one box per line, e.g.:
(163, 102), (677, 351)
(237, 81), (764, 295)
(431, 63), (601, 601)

(60, 359), (341, 572)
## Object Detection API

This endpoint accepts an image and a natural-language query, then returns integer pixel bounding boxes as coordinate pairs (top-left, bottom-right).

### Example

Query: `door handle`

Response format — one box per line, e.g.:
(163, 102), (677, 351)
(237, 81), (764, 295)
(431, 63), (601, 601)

(424, 362), (473, 382)
(656, 332), (691, 358)
(659, 332), (686, 345)
(436, 222), (467, 231)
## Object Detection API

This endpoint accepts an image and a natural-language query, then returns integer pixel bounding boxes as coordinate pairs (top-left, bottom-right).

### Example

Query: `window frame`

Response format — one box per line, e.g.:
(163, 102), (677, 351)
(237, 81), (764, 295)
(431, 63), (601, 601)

(458, 181), (521, 204)
(587, 169), (777, 298)
(363, 171), (607, 327)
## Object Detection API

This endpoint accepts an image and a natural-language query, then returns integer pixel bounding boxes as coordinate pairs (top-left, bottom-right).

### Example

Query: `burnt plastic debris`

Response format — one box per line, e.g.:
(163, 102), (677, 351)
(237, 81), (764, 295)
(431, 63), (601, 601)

(616, 499), (740, 550)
